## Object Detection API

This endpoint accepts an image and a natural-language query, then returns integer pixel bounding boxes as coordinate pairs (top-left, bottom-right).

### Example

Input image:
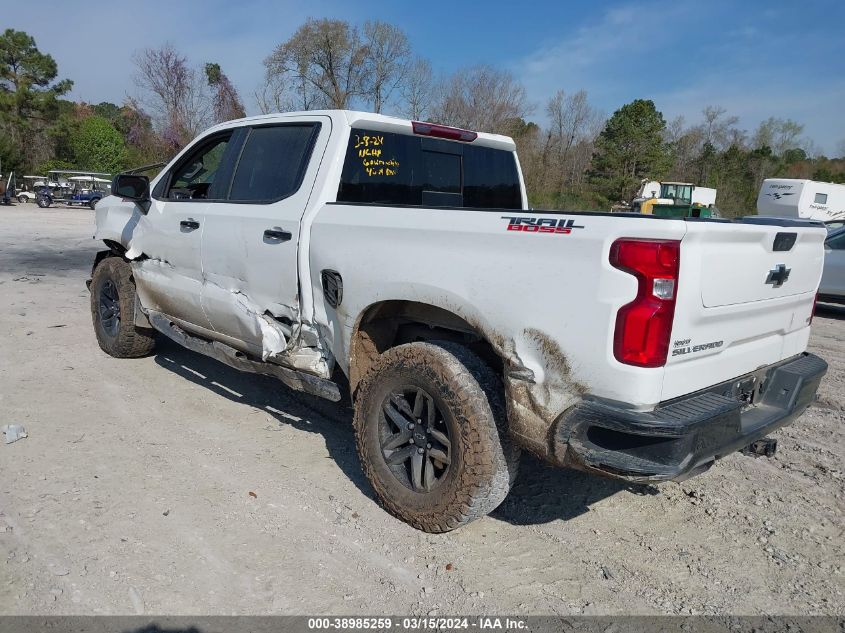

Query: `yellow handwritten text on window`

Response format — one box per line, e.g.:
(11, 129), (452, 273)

(354, 134), (384, 149)
(354, 134), (399, 178)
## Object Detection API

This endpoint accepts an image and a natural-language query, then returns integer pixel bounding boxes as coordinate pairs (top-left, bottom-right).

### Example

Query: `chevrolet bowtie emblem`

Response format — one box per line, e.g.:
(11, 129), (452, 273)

(765, 264), (791, 288)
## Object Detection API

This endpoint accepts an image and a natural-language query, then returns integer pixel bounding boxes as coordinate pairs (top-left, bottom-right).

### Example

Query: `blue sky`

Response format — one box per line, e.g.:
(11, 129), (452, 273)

(3, 0), (844, 155)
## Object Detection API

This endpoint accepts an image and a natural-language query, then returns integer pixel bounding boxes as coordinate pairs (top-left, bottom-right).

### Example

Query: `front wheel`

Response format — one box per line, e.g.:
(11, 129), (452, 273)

(36, 196), (50, 208)
(89, 198), (100, 210)
(354, 341), (519, 532)
(17, 195), (27, 204)
(90, 257), (156, 358)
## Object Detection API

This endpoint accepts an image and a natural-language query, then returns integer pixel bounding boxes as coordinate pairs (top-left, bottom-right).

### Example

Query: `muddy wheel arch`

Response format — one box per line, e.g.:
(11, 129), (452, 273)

(347, 300), (586, 463)
(348, 301), (499, 394)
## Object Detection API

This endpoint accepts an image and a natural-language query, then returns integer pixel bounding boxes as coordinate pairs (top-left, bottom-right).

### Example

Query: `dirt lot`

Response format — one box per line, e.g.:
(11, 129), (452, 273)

(0, 205), (842, 616)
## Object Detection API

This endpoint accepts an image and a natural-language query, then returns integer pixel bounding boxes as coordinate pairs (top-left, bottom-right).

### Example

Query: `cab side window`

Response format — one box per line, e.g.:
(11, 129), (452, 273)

(228, 124), (320, 202)
(164, 134), (232, 200)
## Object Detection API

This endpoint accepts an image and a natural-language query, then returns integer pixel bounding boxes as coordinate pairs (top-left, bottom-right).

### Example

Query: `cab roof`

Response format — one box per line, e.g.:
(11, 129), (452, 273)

(203, 109), (517, 152)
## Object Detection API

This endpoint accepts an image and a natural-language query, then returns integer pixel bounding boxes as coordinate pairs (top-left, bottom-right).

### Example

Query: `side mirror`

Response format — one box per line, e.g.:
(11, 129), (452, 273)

(112, 174), (151, 213)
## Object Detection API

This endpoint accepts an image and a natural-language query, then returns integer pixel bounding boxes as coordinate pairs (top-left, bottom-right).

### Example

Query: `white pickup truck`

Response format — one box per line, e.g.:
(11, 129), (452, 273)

(90, 110), (828, 532)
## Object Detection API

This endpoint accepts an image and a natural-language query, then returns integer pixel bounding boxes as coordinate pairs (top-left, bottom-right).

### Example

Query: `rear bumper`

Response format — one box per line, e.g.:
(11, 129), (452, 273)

(554, 353), (827, 482)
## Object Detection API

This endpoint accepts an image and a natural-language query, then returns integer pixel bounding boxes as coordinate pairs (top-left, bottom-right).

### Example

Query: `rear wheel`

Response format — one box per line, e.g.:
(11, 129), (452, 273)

(90, 257), (156, 358)
(89, 197), (100, 210)
(354, 341), (519, 532)
(36, 196), (50, 208)
(17, 195), (27, 204)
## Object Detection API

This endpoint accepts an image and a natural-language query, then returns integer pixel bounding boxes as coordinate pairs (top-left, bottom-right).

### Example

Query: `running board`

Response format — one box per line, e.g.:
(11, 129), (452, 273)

(147, 311), (341, 402)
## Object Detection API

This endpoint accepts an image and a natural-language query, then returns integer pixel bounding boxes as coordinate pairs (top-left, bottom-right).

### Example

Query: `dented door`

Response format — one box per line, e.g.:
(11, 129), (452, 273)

(131, 197), (211, 330)
(201, 120), (329, 357)
(132, 131), (239, 332)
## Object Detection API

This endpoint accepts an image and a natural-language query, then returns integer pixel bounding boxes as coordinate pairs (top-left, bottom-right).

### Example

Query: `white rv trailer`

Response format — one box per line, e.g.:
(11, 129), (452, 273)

(757, 178), (845, 224)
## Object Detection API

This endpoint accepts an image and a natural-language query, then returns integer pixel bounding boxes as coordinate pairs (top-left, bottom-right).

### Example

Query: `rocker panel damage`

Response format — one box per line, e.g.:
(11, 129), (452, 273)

(147, 311), (340, 401)
(132, 257), (334, 379)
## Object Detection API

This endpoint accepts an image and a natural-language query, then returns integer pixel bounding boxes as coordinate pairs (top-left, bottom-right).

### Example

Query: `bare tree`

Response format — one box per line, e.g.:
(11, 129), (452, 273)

(132, 44), (210, 149)
(800, 138), (823, 160)
(362, 21), (411, 113)
(264, 18), (369, 110)
(205, 62), (245, 124)
(254, 76), (285, 115)
(752, 117), (804, 156)
(664, 115), (705, 182)
(542, 89), (602, 194)
(399, 57), (434, 120)
(430, 65), (531, 134)
(701, 105), (739, 151)
(122, 97), (169, 162)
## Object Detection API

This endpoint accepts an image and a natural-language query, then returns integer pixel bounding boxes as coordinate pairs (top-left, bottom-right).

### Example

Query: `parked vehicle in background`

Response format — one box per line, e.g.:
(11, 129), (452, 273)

(641, 182), (719, 217)
(0, 172), (14, 205)
(819, 227), (845, 303)
(36, 170), (111, 208)
(35, 185), (57, 208)
(35, 173), (72, 208)
(621, 180), (719, 218)
(757, 178), (845, 227)
(15, 176), (47, 203)
(66, 175), (111, 209)
(90, 110), (827, 532)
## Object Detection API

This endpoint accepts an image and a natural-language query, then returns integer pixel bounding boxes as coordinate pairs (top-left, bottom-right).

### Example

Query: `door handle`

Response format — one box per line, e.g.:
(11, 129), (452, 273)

(263, 228), (292, 242)
(180, 219), (200, 230)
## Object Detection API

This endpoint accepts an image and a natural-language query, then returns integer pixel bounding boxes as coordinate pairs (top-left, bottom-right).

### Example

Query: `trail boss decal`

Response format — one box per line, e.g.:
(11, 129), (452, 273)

(502, 216), (585, 234)
(672, 339), (724, 357)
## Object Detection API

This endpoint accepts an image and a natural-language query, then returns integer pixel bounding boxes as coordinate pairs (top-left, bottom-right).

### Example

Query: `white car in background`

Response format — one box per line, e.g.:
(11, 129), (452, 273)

(820, 227), (845, 303)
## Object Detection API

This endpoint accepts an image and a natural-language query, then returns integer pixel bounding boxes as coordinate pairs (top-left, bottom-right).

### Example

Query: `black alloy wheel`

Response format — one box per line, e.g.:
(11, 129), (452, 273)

(379, 387), (452, 493)
(98, 279), (121, 337)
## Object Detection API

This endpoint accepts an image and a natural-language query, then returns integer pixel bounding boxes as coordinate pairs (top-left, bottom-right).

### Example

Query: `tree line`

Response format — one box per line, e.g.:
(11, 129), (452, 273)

(2, 23), (844, 217)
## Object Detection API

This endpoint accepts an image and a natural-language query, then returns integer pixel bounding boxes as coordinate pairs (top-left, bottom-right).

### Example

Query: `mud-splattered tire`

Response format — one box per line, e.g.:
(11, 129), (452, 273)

(90, 257), (156, 358)
(354, 341), (520, 532)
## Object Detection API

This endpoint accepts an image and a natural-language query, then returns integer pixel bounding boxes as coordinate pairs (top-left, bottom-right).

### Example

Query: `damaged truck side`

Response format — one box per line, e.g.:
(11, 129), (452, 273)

(90, 110), (829, 533)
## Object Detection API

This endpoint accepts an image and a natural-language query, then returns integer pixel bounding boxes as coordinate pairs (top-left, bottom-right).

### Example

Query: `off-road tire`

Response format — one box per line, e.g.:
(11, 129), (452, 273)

(354, 341), (520, 532)
(90, 256), (156, 358)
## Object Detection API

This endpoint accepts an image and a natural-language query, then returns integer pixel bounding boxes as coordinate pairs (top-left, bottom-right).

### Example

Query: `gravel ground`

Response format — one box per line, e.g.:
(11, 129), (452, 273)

(0, 205), (842, 615)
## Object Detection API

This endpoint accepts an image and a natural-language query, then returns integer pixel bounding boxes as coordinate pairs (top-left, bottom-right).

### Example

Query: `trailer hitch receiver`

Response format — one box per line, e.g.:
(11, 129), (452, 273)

(741, 438), (777, 458)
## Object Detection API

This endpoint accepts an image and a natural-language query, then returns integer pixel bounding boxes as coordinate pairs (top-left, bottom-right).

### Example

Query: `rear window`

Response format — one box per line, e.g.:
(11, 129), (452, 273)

(337, 129), (521, 209)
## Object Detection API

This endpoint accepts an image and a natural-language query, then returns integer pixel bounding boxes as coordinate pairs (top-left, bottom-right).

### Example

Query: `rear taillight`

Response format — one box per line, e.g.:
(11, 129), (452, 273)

(412, 121), (478, 142)
(610, 239), (681, 368)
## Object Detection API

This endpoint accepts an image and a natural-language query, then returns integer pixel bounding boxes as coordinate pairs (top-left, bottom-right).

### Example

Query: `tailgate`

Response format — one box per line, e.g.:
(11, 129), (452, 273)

(701, 225), (822, 306)
(662, 219), (826, 401)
